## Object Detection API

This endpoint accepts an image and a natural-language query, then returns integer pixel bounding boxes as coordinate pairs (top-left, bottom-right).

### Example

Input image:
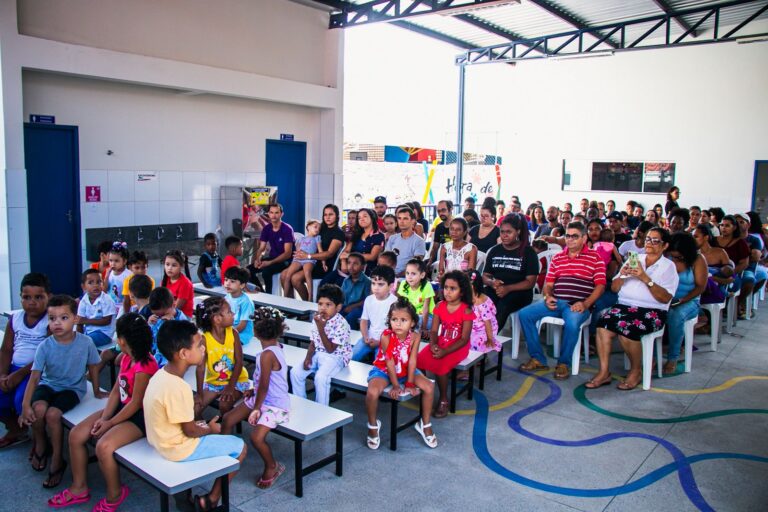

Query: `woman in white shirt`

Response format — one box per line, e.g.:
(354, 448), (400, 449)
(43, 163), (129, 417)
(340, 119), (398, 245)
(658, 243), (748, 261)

(587, 227), (679, 391)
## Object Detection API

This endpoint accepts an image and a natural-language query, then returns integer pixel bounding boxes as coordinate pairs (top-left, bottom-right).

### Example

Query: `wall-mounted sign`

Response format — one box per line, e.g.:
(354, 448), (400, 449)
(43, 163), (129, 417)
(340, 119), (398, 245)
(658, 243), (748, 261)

(30, 114), (55, 124)
(136, 172), (157, 182)
(85, 186), (101, 202)
(280, 133), (294, 141)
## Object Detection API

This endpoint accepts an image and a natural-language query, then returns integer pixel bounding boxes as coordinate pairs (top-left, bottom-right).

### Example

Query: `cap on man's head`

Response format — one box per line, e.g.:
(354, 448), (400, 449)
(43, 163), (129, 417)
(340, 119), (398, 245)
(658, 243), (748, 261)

(607, 211), (623, 221)
(735, 213), (750, 224)
(374, 196), (387, 204)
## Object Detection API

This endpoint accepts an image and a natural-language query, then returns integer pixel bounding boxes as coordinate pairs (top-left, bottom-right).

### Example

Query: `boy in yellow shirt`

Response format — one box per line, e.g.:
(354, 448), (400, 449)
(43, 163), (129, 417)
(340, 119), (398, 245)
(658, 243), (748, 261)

(143, 320), (246, 510)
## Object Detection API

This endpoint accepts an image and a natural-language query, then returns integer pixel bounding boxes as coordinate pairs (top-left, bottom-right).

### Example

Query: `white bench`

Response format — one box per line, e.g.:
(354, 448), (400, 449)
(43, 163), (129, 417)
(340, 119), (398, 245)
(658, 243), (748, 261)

(62, 386), (239, 511)
(418, 342), (485, 413)
(243, 339), (421, 451)
(476, 334), (513, 390)
(194, 283), (318, 316)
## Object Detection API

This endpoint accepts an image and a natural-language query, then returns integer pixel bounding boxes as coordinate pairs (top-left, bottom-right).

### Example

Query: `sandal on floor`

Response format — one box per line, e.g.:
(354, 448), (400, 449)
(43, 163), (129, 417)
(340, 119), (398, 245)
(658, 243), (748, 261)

(519, 358), (548, 372)
(433, 400), (449, 419)
(414, 420), (438, 448)
(0, 433), (29, 449)
(617, 380), (640, 391)
(30, 444), (50, 472)
(47, 488), (91, 508)
(193, 493), (217, 512)
(662, 360), (678, 375)
(584, 374), (612, 389)
(366, 419), (381, 450)
(92, 485), (130, 511)
(256, 462), (285, 490)
(43, 460), (68, 489)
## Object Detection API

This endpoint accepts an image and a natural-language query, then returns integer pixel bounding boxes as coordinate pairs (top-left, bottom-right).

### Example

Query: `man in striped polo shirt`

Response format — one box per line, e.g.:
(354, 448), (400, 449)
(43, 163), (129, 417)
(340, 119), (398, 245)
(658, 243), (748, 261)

(519, 222), (606, 380)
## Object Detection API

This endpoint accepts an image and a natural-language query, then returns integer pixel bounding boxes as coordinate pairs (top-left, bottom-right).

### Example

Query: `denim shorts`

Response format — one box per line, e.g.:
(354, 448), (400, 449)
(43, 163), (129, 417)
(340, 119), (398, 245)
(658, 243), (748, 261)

(181, 434), (245, 462)
(88, 330), (114, 347)
(202, 381), (252, 393)
(367, 367), (422, 383)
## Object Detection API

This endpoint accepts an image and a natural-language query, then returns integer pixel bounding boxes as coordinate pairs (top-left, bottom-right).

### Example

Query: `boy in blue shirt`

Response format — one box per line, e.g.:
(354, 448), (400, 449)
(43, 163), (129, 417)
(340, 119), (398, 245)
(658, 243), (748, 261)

(197, 233), (223, 288)
(340, 252), (370, 330)
(224, 267), (255, 345)
(147, 287), (189, 367)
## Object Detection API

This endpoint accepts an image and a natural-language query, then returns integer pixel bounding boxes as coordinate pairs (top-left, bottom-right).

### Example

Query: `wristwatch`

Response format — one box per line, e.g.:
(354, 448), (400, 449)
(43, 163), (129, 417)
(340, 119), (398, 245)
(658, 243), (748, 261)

(646, 280), (655, 287)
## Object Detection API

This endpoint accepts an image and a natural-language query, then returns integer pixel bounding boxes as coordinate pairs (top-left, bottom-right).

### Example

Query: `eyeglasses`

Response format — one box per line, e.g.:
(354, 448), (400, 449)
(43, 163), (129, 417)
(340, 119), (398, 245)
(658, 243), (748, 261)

(564, 234), (581, 240)
(645, 238), (664, 245)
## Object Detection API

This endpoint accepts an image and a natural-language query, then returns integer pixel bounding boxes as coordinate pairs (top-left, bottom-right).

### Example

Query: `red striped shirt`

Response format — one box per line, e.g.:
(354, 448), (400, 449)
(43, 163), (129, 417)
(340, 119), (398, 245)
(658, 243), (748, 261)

(545, 245), (606, 303)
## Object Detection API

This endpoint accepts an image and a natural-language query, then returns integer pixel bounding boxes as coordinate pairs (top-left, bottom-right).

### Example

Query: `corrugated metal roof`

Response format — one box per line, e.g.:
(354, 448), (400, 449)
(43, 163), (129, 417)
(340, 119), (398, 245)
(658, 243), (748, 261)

(343, 0), (768, 53)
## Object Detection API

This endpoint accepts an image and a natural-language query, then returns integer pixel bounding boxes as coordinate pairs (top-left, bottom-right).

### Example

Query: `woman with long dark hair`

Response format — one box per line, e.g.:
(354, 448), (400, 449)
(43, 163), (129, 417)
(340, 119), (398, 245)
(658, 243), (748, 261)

(292, 204), (345, 299)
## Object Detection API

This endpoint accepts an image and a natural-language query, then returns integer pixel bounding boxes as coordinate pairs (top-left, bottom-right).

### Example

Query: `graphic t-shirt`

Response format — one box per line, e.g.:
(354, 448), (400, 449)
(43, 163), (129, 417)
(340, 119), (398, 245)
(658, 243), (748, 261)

(199, 252), (222, 287)
(484, 245), (539, 285)
(118, 354), (159, 404)
(107, 269), (133, 306)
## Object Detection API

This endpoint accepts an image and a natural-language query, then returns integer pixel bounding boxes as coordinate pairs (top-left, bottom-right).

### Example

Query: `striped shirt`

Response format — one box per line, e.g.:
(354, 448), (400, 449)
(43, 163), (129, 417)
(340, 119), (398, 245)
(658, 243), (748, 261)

(545, 245), (606, 303)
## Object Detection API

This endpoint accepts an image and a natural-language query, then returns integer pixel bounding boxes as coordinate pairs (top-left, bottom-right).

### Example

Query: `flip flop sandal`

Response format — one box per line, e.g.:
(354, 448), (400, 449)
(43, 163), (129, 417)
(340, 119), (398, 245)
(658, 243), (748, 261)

(617, 380), (640, 391)
(47, 487), (91, 508)
(92, 485), (130, 511)
(366, 419), (381, 450)
(584, 375), (612, 389)
(0, 433), (30, 449)
(256, 462), (285, 490)
(193, 493), (217, 512)
(30, 445), (50, 472)
(414, 420), (438, 448)
(433, 400), (449, 419)
(43, 460), (68, 489)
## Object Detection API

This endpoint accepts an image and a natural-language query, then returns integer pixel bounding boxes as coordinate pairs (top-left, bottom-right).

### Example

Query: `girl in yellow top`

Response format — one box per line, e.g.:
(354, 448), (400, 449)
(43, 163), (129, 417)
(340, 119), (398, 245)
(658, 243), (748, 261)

(396, 259), (435, 339)
(194, 297), (251, 418)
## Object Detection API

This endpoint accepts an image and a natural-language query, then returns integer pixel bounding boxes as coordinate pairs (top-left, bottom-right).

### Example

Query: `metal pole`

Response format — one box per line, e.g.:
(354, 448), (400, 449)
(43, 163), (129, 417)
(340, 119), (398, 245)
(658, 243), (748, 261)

(455, 63), (466, 209)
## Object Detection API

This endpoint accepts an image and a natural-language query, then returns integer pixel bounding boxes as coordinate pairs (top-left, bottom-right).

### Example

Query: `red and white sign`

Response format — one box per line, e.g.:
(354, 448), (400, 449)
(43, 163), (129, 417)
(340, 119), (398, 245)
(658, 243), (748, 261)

(85, 186), (101, 202)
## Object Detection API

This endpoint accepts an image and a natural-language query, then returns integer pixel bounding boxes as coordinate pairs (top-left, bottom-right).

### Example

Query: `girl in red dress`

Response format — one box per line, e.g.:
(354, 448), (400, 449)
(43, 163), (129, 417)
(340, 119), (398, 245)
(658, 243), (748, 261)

(417, 270), (475, 418)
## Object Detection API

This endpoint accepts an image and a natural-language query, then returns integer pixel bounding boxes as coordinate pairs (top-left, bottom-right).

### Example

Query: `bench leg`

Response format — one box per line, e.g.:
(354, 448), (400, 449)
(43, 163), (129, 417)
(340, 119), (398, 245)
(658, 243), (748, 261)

(479, 355), (487, 390)
(467, 366), (475, 401)
(220, 474), (230, 512)
(294, 440), (304, 498)
(496, 349), (503, 381)
(389, 401), (398, 451)
(335, 427), (343, 477)
(449, 369), (457, 413)
(109, 360), (116, 387)
(159, 492), (169, 512)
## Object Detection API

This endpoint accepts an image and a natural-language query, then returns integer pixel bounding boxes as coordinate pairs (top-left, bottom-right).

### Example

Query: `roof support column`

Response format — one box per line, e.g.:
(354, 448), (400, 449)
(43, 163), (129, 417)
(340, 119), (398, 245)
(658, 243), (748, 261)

(455, 63), (466, 209)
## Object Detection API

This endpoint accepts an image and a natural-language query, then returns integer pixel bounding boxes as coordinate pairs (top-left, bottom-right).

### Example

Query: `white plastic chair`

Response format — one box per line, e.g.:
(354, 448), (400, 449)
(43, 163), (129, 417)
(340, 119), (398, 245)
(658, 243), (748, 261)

(508, 311), (522, 359)
(700, 301), (725, 351)
(536, 314), (591, 376)
(682, 316), (698, 373)
(475, 250), (487, 274)
(622, 328), (664, 390)
(725, 289), (741, 333)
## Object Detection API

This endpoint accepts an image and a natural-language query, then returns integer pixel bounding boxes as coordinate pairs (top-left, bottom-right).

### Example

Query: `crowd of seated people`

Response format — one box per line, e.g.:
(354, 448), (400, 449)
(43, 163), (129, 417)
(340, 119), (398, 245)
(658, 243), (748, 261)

(1, 187), (764, 509)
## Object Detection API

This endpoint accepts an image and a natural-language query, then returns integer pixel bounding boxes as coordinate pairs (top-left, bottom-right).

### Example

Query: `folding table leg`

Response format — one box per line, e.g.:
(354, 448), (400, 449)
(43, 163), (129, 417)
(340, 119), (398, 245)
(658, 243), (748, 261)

(294, 439), (304, 497)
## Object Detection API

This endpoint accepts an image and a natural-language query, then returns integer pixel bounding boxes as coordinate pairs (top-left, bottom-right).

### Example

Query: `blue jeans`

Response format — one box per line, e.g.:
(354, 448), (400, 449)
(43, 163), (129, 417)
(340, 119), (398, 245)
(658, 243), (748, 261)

(519, 299), (590, 367)
(352, 338), (378, 362)
(590, 289), (618, 335)
(666, 300), (700, 361)
(342, 306), (363, 330)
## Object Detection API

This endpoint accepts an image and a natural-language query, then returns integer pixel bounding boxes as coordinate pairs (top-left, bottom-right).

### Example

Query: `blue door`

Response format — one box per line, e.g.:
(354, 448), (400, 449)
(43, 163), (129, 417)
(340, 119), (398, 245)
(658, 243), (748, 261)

(24, 124), (82, 295)
(266, 140), (306, 231)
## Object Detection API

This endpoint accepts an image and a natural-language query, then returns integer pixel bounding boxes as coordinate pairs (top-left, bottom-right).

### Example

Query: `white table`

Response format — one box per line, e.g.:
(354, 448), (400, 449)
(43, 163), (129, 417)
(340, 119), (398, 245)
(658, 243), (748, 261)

(194, 283), (318, 316)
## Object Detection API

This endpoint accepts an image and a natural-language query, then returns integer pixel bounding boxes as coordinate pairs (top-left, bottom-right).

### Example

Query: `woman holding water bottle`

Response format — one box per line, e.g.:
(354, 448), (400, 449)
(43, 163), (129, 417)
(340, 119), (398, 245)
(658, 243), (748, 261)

(438, 217), (477, 278)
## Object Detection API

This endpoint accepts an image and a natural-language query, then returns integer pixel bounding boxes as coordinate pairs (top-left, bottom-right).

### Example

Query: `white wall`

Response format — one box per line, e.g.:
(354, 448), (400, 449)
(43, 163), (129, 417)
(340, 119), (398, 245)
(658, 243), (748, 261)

(0, 0), (343, 309)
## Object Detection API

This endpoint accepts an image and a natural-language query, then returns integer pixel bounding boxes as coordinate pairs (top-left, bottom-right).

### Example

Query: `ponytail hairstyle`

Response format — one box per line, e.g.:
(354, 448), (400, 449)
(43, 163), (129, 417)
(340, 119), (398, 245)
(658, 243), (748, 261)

(468, 269), (484, 298)
(403, 258), (429, 292)
(386, 296), (419, 330)
(109, 241), (130, 262)
(252, 306), (286, 341)
(194, 296), (227, 332)
(115, 313), (153, 365)
(161, 249), (192, 287)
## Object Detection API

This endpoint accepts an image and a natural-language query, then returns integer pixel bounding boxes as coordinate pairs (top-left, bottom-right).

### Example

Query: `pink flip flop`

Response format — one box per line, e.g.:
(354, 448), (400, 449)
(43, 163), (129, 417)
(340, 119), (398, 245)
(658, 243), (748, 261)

(47, 488), (91, 508)
(91, 485), (130, 511)
(256, 462), (286, 489)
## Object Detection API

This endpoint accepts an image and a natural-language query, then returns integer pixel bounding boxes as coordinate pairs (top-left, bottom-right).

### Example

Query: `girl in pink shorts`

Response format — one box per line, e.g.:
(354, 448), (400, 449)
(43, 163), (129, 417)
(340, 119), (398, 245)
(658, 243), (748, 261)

(222, 307), (290, 489)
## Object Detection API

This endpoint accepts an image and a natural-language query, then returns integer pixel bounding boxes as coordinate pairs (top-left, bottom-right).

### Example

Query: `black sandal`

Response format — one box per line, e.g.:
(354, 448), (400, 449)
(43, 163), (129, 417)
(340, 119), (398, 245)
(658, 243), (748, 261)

(42, 460), (67, 488)
(30, 444), (49, 472)
(194, 493), (217, 512)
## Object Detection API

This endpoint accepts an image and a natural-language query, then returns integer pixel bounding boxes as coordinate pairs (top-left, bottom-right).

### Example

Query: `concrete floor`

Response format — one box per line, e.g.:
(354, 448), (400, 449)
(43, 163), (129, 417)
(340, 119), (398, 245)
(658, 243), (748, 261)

(1, 300), (767, 511)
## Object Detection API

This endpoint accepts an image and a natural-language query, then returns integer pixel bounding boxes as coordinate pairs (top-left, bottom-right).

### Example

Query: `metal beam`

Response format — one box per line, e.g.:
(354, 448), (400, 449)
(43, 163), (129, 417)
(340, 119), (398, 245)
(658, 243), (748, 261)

(650, 0), (698, 37)
(390, 19), (482, 51)
(527, 0), (619, 49)
(455, 0), (768, 66)
(328, 0), (521, 28)
(454, 13), (549, 54)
